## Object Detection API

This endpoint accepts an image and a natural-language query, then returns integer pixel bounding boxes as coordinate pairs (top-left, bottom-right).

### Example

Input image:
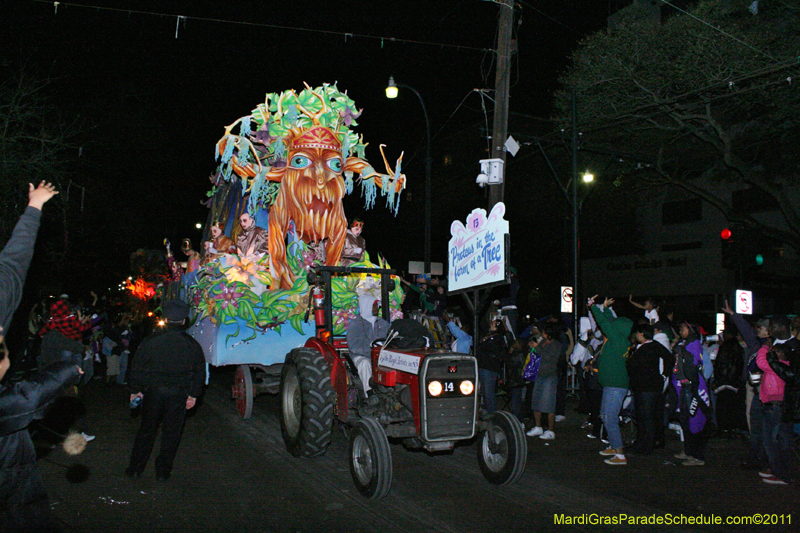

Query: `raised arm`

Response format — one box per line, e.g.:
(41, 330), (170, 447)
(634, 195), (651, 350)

(629, 294), (644, 310)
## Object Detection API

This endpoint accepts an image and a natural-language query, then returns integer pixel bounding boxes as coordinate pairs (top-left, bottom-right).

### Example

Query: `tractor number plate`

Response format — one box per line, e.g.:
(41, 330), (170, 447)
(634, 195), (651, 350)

(427, 380), (471, 398)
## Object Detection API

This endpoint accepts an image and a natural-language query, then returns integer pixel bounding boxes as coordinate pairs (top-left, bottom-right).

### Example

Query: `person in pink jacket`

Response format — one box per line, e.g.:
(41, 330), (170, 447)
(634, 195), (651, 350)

(756, 343), (786, 404)
(755, 314), (797, 486)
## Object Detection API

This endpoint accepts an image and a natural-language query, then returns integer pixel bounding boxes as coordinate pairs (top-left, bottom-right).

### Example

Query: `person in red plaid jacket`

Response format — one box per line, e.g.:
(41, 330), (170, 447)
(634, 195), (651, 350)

(37, 299), (90, 342)
(37, 299), (91, 372)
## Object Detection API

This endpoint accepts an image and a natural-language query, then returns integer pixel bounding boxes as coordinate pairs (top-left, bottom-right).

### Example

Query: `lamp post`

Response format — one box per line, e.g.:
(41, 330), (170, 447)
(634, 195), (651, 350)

(386, 76), (432, 275)
(570, 88), (596, 332)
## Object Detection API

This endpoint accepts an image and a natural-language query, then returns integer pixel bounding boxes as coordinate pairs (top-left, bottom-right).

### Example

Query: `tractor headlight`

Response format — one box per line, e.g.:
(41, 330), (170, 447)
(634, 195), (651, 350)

(428, 380), (443, 396)
(460, 380), (474, 395)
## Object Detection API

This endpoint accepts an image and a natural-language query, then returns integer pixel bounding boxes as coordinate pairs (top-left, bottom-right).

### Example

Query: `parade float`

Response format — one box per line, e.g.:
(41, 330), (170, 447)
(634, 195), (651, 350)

(182, 83), (406, 416)
(166, 83), (526, 499)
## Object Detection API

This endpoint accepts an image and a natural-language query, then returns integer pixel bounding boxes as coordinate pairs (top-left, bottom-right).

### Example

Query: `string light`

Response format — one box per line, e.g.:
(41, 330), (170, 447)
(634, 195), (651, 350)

(36, 0), (490, 51)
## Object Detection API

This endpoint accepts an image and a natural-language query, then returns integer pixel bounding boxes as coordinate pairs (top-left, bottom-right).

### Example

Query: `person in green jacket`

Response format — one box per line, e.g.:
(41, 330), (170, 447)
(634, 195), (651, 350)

(588, 296), (632, 465)
(398, 277), (435, 315)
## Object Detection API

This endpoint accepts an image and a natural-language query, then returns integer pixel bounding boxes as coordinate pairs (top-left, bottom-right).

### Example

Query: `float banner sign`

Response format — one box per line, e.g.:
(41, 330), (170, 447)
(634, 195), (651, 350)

(377, 350), (420, 375)
(448, 203), (510, 293)
(735, 289), (753, 315)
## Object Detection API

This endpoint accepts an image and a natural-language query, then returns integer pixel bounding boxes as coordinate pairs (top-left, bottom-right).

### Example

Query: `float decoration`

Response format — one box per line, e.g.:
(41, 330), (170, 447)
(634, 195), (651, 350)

(191, 82), (406, 343)
(190, 240), (404, 345)
(211, 83), (406, 290)
(213, 82), (404, 216)
(126, 278), (157, 301)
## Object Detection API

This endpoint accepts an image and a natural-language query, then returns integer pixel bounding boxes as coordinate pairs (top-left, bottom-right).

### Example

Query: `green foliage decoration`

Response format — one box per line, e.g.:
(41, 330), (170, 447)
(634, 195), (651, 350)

(189, 243), (404, 343)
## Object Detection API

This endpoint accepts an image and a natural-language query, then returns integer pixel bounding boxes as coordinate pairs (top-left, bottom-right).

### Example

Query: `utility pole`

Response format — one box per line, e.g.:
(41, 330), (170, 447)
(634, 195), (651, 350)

(571, 89), (579, 340)
(475, 0), (515, 344)
(488, 0), (514, 209)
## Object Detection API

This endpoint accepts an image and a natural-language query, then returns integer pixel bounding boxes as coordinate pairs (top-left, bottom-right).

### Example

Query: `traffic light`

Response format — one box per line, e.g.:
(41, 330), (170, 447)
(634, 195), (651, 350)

(720, 227), (739, 270)
(721, 226), (765, 270)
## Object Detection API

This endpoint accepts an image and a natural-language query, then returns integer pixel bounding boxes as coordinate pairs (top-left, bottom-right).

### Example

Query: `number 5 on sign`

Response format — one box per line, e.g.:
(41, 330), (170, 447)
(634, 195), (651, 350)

(735, 289), (753, 315)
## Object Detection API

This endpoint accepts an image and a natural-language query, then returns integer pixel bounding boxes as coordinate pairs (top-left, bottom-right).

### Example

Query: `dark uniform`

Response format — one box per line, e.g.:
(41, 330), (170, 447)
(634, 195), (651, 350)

(126, 303), (205, 481)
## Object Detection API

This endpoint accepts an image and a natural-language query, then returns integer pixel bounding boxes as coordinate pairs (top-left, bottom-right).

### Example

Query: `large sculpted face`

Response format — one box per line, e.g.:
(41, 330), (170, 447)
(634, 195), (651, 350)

(281, 145), (346, 242)
(265, 124), (356, 288)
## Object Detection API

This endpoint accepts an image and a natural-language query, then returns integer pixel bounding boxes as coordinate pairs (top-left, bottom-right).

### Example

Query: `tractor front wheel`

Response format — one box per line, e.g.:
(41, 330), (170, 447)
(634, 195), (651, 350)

(477, 410), (527, 485)
(348, 417), (393, 499)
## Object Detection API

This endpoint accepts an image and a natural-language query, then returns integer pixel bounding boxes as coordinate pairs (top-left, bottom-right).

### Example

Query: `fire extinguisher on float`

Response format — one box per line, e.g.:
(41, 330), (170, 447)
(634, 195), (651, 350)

(313, 285), (326, 330)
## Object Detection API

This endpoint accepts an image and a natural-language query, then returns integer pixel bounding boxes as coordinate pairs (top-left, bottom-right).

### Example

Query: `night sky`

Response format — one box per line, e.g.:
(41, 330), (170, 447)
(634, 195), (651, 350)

(3, 0), (612, 305)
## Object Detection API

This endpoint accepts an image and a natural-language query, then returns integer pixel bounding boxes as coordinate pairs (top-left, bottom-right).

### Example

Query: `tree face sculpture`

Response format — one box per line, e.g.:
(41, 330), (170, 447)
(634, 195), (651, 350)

(212, 83), (405, 289)
(266, 127), (350, 289)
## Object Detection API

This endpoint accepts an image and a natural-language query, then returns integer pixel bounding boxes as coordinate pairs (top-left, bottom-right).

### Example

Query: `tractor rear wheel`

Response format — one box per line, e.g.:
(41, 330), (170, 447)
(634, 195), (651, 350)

(349, 417), (393, 499)
(279, 348), (335, 457)
(477, 410), (527, 485)
(233, 365), (254, 419)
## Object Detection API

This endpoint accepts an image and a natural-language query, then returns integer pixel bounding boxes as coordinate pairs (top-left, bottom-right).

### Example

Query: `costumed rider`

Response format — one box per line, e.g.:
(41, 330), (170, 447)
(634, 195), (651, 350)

(236, 212), (269, 259)
(340, 218), (366, 266)
(163, 239), (182, 282)
(181, 238), (201, 288)
(346, 281), (390, 401)
(203, 222), (236, 264)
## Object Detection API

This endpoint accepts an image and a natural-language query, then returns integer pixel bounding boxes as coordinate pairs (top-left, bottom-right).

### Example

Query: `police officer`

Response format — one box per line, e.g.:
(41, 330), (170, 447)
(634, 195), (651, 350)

(125, 299), (205, 481)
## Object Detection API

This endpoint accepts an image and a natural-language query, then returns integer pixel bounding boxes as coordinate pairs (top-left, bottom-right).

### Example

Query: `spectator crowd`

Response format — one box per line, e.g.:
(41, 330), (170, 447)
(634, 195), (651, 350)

(1, 181), (798, 532)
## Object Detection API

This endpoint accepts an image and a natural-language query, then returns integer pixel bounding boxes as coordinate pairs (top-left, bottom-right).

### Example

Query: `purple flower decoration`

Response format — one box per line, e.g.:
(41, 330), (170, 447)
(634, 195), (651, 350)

(215, 284), (244, 310)
(250, 129), (278, 157)
(339, 107), (362, 127)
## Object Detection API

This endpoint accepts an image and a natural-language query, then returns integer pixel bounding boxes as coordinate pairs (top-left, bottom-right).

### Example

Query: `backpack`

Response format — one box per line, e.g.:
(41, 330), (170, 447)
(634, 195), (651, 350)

(385, 318), (434, 350)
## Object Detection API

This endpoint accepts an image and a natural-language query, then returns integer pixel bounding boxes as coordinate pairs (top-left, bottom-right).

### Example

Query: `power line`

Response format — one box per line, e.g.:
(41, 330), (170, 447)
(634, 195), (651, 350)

(660, 0), (776, 61)
(36, 0), (492, 52)
(516, 0), (585, 37)
(571, 59), (799, 136)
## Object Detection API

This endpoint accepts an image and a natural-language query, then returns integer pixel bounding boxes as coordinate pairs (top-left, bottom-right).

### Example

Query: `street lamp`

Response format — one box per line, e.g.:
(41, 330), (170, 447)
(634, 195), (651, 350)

(386, 76), (432, 275)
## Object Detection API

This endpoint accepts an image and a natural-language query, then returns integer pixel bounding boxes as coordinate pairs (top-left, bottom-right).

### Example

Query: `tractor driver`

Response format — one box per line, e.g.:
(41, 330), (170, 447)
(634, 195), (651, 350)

(346, 292), (390, 398)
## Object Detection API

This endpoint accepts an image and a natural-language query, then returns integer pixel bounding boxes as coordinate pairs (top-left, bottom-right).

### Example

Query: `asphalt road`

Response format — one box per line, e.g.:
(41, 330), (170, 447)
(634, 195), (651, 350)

(34, 368), (797, 532)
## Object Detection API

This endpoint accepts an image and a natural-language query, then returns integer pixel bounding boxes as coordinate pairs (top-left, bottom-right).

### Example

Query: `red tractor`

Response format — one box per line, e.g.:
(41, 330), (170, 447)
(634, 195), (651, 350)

(279, 266), (527, 498)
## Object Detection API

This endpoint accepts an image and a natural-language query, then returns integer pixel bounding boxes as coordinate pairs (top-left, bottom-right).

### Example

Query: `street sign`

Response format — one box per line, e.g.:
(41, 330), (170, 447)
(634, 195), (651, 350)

(561, 286), (573, 313)
(408, 261), (443, 276)
(716, 313), (725, 335)
(447, 203), (510, 293)
(735, 289), (753, 315)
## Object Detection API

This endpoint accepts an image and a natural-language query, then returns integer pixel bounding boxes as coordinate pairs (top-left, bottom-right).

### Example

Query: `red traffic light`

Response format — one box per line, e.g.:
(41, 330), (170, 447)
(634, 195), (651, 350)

(721, 228), (732, 240)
